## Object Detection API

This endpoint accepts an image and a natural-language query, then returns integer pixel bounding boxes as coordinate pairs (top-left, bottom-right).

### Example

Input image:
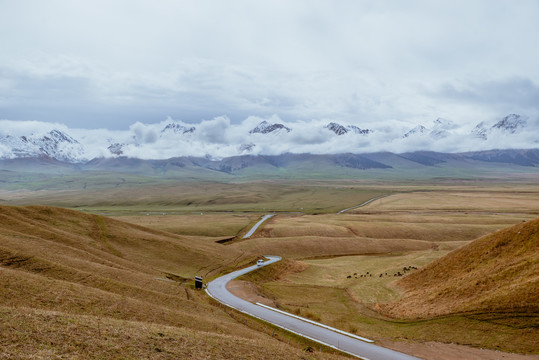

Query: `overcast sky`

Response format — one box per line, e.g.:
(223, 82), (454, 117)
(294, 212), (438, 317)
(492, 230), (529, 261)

(1, 0), (539, 130)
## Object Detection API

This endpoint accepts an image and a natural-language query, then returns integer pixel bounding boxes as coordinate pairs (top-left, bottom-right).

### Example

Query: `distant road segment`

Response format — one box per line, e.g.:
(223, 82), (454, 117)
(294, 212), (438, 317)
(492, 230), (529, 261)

(206, 256), (421, 360)
(338, 194), (390, 214)
(242, 214), (274, 238)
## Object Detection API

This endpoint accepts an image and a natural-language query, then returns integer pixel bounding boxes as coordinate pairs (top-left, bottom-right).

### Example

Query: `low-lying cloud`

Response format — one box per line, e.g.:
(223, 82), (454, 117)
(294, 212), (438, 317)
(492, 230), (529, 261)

(1, 113), (537, 162)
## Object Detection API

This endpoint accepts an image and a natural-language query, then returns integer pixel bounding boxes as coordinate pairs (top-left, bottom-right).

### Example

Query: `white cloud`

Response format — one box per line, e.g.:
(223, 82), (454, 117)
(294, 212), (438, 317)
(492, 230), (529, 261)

(0, 1), (538, 130)
(2, 114), (537, 161)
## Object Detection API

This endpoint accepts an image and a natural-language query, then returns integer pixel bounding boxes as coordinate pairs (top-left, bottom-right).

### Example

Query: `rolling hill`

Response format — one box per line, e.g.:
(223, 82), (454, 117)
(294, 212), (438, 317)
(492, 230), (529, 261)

(0, 205), (344, 359)
(383, 218), (539, 319)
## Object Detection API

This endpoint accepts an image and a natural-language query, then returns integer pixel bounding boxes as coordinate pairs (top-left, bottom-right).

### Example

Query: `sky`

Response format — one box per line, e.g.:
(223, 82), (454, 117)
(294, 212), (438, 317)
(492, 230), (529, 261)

(1, 1), (539, 142)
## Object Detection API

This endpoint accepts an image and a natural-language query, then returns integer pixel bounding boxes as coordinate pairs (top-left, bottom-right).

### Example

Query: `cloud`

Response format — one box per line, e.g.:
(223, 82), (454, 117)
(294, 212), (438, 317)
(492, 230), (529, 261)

(129, 122), (159, 144)
(0, 119), (67, 135)
(1, 1), (538, 130)
(430, 78), (539, 113)
(1, 112), (538, 162)
(197, 116), (232, 144)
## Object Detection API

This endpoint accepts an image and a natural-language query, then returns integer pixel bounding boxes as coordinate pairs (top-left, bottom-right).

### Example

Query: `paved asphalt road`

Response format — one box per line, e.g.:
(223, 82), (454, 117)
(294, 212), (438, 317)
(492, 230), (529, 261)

(242, 214), (274, 238)
(337, 194), (390, 214)
(206, 256), (421, 360)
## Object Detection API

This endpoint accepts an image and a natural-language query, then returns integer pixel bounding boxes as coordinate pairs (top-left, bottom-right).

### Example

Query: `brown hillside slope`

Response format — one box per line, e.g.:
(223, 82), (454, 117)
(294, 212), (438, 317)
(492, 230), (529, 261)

(1, 206), (346, 359)
(383, 218), (539, 319)
(0, 205), (244, 332)
(0, 205), (238, 276)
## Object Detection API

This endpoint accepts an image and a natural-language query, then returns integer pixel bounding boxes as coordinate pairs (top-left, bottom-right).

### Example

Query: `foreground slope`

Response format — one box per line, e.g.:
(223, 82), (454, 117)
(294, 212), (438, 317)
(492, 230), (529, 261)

(384, 218), (539, 318)
(0, 205), (345, 359)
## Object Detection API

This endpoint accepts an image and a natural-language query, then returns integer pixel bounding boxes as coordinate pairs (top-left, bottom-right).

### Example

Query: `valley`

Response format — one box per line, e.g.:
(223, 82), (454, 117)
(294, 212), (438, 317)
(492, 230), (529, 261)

(1, 177), (537, 359)
(3, 2), (538, 359)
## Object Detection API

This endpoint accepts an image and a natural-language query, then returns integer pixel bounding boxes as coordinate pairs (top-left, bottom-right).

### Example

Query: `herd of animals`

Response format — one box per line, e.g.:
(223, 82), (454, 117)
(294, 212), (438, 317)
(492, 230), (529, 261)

(346, 266), (418, 279)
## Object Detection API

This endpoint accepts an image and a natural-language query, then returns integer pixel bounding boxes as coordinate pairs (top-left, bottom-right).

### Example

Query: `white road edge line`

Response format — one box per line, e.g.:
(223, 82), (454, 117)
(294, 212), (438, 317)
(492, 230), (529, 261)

(256, 302), (374, 343)
(205, 288), (370, 360)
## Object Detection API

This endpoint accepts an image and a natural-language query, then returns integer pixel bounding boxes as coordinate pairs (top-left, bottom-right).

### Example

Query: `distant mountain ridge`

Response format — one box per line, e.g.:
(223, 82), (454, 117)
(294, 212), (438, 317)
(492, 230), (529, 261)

(1, 149), (537, 181)
(0, 113), (536, 163)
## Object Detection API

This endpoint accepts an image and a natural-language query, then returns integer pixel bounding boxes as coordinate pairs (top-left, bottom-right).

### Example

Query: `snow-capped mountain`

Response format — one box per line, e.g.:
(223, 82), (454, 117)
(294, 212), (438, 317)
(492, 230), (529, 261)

(472, 122), (488, 140)
(471, 114), (527, 140)
(325, 122), (372, 135)
(161, 122), (196, 135)
(107, 143), (125, 155)
(0, 113), (535, 163)
(249, 120), (291, 134)
(491, 114), (526, 134)
(0, 129), (86, 162)
(403, 118), (458, 139)
(432, 118), (457, 130)
(403, 125), (428, 138)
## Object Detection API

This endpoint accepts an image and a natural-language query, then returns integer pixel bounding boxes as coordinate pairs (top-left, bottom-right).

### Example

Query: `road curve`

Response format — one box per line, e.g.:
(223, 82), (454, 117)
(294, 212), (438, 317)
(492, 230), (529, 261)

(206, 256), (421, 360)
(242, 214), (274, 238)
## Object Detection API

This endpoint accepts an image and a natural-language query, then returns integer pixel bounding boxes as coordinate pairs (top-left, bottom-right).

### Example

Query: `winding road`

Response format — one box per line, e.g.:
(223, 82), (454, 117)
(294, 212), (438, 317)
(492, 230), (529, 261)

(242, 214), (274, 238)
(206, 256), (421, 360)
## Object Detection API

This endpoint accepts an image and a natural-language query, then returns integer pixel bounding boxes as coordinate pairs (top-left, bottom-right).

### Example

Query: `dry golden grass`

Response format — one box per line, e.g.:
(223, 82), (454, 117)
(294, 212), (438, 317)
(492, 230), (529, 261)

(0, 205), (348, 359)
(283, 251), (452, 304)
(0, 306), (346, 360)
(113, 213), (258, 237)
(3, 182), (539, 357)
(384, 218), (539, 319)
(231, 187), (539, 354)
(357, 190), (539, 214)
(233, 210), (522, 260)
(1, 207), (225, 279)
(2, 181), (386, 214)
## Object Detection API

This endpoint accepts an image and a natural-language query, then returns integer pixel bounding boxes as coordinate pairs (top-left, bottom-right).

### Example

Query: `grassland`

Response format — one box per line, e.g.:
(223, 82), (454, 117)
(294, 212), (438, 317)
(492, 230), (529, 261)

(1, 179), (539, 358)
(229, 184), (539, 355)
(384, 218), (539, 318)
(0, 205), (348, 359)
(1, 181), (388, 215)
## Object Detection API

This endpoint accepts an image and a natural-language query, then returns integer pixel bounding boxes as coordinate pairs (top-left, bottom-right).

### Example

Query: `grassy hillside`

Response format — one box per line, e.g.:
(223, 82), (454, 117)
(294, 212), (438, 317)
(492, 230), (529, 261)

(384, 218), (539, 318)
(231, 198), (539, 355)
(0, 205), (345, 359)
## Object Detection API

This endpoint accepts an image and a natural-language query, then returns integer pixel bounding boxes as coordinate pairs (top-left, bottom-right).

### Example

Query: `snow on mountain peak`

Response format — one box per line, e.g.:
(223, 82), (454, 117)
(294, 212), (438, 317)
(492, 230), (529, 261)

(249, 120), (292, 134)
(403, 125), (428, 138)
(470, 114), (527, 140)
(325, 122), (372, 135)
(326, 122), (348, 135)
(491, 114), (526, 134)
(0, 129), (86, 162)
(472, 122), (488, 140)
(107, 143), (125, 155)
(0, 113), (535, 163)
(429, 129), (450, 139)
(161, 123), (196, 135)
(433, 118), (457, 130)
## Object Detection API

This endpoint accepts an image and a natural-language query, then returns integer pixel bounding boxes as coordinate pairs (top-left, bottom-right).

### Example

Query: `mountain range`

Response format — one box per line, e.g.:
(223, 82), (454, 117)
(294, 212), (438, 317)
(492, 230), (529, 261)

(0, 113), (536, 163)
(1, 149), (537, 183)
